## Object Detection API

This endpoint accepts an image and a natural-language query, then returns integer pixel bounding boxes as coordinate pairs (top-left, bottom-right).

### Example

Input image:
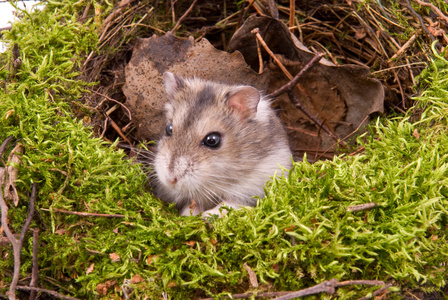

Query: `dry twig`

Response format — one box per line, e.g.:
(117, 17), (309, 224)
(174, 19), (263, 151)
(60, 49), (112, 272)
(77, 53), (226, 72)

(29, 229), (39, 300)
(317, 115), (370, 160)
(42, 207), (126, 218)
(347, 203), (379, 212)
(106, 115), (134, 147)
(389, 34), (417, 62)
(0, 136), (14, 159)
(404, 0), (436, 43)
(288, 91), (340, 143)
(356, 283), (393, 300)
(94, 90), (132, 120)
(16, 286), (81, 300)
(273, 279), (386, 300)
(200, 279), (387, 300)
(414, 0), (448, 24)
(171, 0), (199, 33)
(251, 28), (340, 143)
(289, 0), (295, 29)
(0, 182), (37, 300)
(269, 52), (325, 98)
(99, 0), (134, 41)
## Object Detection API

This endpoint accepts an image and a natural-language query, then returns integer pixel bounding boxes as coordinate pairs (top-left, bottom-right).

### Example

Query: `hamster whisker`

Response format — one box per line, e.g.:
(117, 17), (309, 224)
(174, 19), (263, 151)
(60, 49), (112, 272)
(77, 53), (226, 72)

(200, 186), (222, 205)
(205, 174), (247, 181)
(198, 190), (218, 208)
(206, 181), (249, 200)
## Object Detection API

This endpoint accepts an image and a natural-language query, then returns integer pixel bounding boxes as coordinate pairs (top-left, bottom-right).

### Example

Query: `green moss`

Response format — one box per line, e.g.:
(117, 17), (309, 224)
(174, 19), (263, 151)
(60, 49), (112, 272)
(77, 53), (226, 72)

(0, 1), (447, 299)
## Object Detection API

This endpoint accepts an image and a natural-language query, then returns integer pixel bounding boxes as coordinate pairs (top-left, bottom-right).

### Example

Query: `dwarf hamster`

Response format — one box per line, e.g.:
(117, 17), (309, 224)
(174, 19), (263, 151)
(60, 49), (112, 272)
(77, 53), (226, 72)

(153, 72), (292, 216)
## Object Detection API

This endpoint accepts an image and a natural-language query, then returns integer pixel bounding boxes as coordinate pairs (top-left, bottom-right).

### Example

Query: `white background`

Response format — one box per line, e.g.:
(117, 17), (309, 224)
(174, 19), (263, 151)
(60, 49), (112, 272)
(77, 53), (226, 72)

(0, 0), (45, 52)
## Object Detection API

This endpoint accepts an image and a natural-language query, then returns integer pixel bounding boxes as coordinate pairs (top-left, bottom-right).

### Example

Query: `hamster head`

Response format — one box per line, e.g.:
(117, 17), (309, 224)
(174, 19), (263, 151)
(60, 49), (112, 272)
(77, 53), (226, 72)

(154, 72), (292, 215)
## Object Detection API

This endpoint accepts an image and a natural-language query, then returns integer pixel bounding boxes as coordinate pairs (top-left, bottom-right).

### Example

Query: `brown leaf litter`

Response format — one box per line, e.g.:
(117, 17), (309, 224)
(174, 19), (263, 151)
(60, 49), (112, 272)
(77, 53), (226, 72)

(80, 0), (448, 160)
(123, 15), (383, 158)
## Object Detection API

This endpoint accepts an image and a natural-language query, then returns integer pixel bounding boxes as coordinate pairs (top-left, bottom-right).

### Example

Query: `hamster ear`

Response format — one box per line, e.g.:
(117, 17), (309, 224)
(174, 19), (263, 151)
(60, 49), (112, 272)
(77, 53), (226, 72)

(227, 86), (260, 119)
(163, 72), (185, 97)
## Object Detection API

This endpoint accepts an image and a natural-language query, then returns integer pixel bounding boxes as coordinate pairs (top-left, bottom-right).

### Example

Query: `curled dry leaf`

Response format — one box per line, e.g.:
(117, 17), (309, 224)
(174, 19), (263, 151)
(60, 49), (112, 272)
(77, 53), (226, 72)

(146, 254), (158, 264)
(130, 274), (144, 284)
(183, 240), (195, 247)
(109, 252), (121, 262)
(86, 263), (95, 275)
(243, 262), (259, 288)
(413, 128), (420, 140)
(123, 32), (270, 140)
(96, 280), (117, 295)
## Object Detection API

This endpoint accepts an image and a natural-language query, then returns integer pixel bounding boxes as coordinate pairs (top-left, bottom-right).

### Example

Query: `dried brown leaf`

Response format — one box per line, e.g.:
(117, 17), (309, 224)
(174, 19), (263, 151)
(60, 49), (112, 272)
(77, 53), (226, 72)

(183, 240), (195, 247)
(109, 252), (121, 262)
(243, 262), (259, 288)
(130, 274), (145, 284)
(86, 263), (95, 275)
(413, 128), (420, 140)
(96, 280), (117, 295)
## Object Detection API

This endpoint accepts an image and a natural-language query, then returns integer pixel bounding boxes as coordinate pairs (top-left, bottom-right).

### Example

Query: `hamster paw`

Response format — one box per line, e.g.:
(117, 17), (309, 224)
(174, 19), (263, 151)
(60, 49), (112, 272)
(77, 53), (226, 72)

(202, 202), (241, 219)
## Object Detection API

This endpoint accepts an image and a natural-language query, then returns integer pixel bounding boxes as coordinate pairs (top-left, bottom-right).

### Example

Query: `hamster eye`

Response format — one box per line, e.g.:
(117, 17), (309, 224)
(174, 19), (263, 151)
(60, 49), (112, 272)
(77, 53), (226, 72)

(166, 124), (173, 136)
(202, 132), (221, 149)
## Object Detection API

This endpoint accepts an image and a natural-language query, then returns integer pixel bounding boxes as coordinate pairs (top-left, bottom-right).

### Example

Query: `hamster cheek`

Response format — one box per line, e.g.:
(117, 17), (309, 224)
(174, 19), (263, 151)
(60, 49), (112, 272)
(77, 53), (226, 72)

(154, 152), (170, 187)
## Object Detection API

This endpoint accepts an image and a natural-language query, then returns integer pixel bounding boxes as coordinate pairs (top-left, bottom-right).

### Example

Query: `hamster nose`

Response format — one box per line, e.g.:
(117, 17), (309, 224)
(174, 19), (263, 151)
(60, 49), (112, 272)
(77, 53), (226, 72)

(167, 176), (178, 185)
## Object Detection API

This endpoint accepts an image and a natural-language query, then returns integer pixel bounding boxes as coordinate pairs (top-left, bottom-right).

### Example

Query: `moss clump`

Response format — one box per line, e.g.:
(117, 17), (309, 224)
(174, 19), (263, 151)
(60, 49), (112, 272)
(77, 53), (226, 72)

(0, 1), (447, 299)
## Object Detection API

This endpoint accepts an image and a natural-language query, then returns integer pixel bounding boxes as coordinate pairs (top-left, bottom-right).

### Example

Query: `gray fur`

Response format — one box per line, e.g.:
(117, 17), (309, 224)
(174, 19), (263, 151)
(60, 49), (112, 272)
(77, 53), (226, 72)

(154, 72), (292, 216)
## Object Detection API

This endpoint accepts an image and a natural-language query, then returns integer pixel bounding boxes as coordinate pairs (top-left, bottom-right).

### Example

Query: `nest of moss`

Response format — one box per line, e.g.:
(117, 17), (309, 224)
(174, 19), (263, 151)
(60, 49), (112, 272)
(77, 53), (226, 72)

(1, 1), (448, 299)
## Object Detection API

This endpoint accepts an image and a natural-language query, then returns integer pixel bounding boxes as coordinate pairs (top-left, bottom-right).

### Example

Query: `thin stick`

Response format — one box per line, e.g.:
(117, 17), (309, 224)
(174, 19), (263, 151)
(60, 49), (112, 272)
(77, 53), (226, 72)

(0, 136), (14, 158)
(289, 0), (295, 30)
(99, 0), (133, 42)
(273, 279), (339, 300)
(357, 283), (393, 300)
(337, 280), (385, 286)
(171, 0), (198, 33)
(29, 229), (39, 300)
(288, 92), (340, 143)
(317, 115), (370, 160)
(42, 207), (126, 218)
(388, 34), (417, 61)
(93, 90), (132, 120)
(107, 115), (134, 146)
(251, 28), (292, 79)
(255, 38), (263, 74)
(1, 183), (37, 300)
(414, 0), (448, 23)
(251, 28), (339, 142)
(370, 62), (426, 75)
(404, 0), (436, 43)
(269, 53), (324, 98)
(200, 291), (293, 300)
(171, 0), (176, 24)
(0, 26), (12, 31)
(347, 203), (379, 212)
(16, 286), (81, 300)
(391, 67), (406, 109)
(273, 279), (385, 300)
